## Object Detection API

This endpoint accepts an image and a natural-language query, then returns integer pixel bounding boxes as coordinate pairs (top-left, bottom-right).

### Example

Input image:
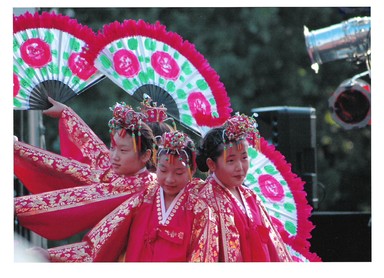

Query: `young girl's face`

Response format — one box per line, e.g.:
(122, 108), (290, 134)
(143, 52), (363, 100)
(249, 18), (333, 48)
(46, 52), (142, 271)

(109, 132), (147, 176)
(211, 139), (250, 190)
(156, 153), (190, 199)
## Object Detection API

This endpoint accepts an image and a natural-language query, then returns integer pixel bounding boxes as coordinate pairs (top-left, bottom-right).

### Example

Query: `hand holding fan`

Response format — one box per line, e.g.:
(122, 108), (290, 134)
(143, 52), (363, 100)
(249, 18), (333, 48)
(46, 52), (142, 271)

(82, 19), (232, 136)
(13, 11), (104, 110)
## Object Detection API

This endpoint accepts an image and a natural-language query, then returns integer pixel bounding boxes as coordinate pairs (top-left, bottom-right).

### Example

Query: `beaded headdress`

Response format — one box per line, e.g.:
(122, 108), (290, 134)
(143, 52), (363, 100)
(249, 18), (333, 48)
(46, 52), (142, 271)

(108, 102), (147, 152)
(222, 112), (261, 161)
(157, 131), (196, 180)
(139, 95), (176, 129)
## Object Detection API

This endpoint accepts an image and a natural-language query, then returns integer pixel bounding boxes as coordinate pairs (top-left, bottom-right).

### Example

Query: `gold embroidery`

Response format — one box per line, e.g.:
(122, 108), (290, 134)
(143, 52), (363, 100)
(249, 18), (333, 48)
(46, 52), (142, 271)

(15, 172), (153, 215)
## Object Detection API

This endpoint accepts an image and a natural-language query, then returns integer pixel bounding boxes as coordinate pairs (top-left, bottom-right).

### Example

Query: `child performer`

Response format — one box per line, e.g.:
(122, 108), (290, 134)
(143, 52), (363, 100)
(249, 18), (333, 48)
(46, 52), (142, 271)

(14, 97), (156, 193)
(46, 131), (219, 262)
(14, 102), (156, 240)
(195, 113), (293, 262)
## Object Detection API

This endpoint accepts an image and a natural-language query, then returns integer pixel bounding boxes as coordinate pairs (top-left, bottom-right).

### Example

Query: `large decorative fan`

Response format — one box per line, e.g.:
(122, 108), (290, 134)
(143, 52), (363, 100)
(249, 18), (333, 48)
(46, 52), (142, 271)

(13, 11), (104, 110)
(82, 19), (232, 136)
(244, 137), (320, 261)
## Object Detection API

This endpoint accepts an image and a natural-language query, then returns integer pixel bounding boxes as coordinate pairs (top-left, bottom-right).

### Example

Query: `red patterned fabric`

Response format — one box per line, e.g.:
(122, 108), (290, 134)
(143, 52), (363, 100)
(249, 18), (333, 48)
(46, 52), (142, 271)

(48, 179), (219, 262)
(14, 107), (113, 194)
(14, 141), (106, 194)
(58, 107), (111, 169)
(14, 106), (156, 240)
(15, 170), (155, 240)
(199, 175), (293, 262)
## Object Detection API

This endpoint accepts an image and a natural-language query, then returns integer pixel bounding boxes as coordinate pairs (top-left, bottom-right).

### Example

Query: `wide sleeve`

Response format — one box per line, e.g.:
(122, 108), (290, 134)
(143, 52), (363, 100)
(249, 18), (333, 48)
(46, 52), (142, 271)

(15, 183), (137, 240)
(14, 140), (103, 194)
(58, 107), (110, 170)
(47, 192), (145, 262)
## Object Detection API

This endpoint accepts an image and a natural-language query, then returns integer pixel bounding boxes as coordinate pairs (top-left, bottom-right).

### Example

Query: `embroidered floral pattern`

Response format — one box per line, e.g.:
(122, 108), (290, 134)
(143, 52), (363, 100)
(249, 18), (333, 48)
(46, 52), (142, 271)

(46, 179), (219, 262)
(61, 107), (111, 170)
(201, 176), (292, 262)
(14, 141), (100, 186)
(50, 242), (92, 262)
(198, 178), (242, 262)
(15, 171), (153, 216)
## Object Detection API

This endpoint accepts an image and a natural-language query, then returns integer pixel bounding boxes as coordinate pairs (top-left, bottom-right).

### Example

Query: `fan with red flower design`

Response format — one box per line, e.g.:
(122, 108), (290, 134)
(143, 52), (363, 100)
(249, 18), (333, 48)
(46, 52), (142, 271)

(82, 19), (232, 136)
(244, 137), (321, 261)
(13, 11), (104, 110)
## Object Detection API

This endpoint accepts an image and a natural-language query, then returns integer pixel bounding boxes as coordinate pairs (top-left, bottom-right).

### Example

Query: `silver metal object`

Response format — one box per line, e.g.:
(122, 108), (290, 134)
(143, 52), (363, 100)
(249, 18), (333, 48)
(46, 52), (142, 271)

(304, 17), (370, 73)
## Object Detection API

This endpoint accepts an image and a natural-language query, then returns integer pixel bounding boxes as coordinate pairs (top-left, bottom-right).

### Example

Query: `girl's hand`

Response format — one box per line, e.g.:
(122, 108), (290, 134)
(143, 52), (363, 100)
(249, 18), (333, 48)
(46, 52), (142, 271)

(43, 97), (68, 118)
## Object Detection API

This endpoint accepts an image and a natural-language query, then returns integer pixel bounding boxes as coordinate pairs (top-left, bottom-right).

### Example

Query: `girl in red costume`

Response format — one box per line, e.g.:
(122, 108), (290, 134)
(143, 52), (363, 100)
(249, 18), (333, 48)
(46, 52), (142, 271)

(46, 131), (219, 262)
(195, 113), (293, 262)
(14, 100), (157, 240)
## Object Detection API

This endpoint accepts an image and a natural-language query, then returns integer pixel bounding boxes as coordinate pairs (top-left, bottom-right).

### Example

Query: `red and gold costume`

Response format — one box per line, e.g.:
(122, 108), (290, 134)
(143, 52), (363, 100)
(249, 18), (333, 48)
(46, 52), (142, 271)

(14, 107), (114, 194)
(47, 178), (219, 262)
(15, 168), (155, 240)
(199, 174), (293, 262)
(14, 106), (155, 240)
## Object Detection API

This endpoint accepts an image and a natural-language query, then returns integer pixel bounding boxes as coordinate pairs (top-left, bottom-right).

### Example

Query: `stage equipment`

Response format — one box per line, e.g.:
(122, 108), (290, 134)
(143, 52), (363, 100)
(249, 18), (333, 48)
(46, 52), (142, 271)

(304, 17), (371, 130)
(303, 17), (370, 74)
(328, 76), (371, 130)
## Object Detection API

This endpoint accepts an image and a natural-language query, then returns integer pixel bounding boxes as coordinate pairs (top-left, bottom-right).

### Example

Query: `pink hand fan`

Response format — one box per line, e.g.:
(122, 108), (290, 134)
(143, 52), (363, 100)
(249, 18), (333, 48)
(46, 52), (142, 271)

(82, 19), (232, 135)
(244, 137), (320, 261)
(13, 11), (104, 110)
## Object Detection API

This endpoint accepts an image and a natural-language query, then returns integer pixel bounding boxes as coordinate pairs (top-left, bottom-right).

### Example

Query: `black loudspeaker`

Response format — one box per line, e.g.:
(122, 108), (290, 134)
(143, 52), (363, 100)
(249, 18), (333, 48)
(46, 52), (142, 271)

(309, 212), (371, 262)
(251, 106), (318, 209)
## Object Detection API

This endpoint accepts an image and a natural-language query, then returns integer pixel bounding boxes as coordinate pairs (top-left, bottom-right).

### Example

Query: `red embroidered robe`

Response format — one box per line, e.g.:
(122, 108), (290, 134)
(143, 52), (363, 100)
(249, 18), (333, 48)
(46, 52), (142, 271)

(14, 107), (113, 194)
(14, 169), (155, 240)
(47, 179), (219, 262)
(14, 107), (155, 240)
(199, 175), (293, 262)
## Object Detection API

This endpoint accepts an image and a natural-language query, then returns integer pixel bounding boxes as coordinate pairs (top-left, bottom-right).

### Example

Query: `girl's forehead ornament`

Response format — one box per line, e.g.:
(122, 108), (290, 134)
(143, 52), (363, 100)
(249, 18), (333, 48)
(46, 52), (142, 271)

(157, 131), (196, 180)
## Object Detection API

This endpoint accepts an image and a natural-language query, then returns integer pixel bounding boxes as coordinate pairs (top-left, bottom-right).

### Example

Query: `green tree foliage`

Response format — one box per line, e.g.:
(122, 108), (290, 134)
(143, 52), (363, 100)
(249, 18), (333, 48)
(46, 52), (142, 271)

(14, 7), (370, 212)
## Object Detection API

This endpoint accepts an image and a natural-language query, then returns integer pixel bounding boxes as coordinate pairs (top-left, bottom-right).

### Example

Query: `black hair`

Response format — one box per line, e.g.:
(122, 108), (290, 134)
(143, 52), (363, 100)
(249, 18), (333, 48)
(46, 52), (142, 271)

(196, 127), (226, 172)
(147, 122), (174, 142)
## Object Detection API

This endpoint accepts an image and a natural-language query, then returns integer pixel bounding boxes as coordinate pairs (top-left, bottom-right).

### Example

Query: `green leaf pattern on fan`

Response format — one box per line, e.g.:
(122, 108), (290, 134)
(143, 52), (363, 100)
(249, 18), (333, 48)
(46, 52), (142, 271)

(244, 146), (298, 237)
(95, 36), (219, 131)
(13, 28), (101, 109)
